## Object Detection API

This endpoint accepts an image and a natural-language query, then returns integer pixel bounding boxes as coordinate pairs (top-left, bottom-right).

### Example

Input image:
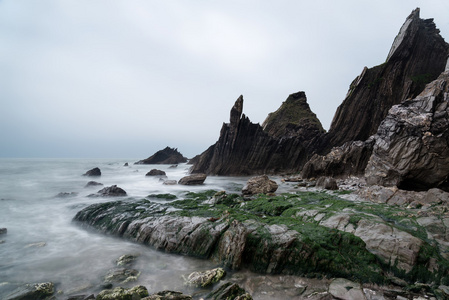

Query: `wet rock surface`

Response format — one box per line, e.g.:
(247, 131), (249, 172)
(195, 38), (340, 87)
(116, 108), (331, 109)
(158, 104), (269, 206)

(89, 185), (127, 197)
(178, 174), (207, 185)
(242, 175), (278, 195)
(146, 169), (167, 176)
(4, 282), (54, 300)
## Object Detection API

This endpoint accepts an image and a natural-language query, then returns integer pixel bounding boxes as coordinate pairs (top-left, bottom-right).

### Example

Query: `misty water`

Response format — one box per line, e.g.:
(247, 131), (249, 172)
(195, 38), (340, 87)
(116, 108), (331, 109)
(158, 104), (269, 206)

(0, 158), (263, 298)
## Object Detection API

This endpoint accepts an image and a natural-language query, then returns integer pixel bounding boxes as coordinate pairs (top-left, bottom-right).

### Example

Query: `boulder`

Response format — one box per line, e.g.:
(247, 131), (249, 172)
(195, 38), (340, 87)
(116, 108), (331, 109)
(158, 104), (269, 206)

(0, 228), (6, 235)
(328, 278), (366, 300)
(207, 282), (253, 300)
(90, 185), (127, 197)
(315, 177), (338, 190)
(135, 147), (187, 165)
(85, 181), (103, 188)
(365, 71), (449, 191)
(83, 167), (101, 176)
(146, 169), (167, 176)
(178, 174), (207, 185)
(123, 162), (129, 167)
(185, 267), (226, 288)
(144, 291), (192, 300)
(242, 175), (278, 195)
(104, 268), (139, 283)
(4, 282), (54, 300)
(96, 285), (148, 300)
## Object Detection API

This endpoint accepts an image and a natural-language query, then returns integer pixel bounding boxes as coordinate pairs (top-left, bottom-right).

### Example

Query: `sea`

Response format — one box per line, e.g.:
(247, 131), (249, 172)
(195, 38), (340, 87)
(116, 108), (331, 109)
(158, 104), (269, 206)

(0, 158), (262, 298)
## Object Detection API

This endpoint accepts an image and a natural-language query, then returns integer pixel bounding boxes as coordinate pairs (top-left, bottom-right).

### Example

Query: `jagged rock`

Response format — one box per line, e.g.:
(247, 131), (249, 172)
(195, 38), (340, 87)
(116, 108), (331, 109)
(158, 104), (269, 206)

(328, 278), (365, 300)
(83, 167), (101, 176)
(144, 290), (192, 300)
(315, 177), (338, 190)
(90, 185), (127, 197)
(301, 139), (374, 179)
(207, 282), (252, 300)
(146, 169), (166, 176)
(178, 174), (207, 185)
(135, 147), (187, 165)
(191, 93), (324, 175)
(96, 285), (149, 300)
(85, 181), (103, 188)
(365, 71), (449, 191)
(4, 282), (54, 300)
(324, 8), (449, 150)
(242, 175), (278, 195)
(123, 162), (129, 167)
(185, 267), (226, 288)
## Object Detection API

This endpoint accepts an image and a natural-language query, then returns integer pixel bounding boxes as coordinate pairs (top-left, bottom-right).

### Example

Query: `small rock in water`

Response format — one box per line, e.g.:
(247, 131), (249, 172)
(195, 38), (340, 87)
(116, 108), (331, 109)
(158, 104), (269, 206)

(91, 185), (127, 197)
(55, 192), (78, 198)
(146, 169), (166, 176)
(85, 181), (103, 188)
(178, 174), (207, 185)
(123, 162), (129, 167)
(185, 267), (226, 288)
(116, 254), (139, 267)
(145, 290), (192, 299)
(96, 285), (148, 300)
(24, 242), (46, 248)
(83, 167), (101, 177)
(0, 228), (6, 235)
(163, 180), (177, 185)
(104, 268), (140, 283)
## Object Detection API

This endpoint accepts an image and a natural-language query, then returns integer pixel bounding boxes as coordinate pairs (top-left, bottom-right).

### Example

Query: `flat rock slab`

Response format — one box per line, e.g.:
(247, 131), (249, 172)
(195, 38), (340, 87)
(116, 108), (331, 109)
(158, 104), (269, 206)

(328, 278), (366, 300)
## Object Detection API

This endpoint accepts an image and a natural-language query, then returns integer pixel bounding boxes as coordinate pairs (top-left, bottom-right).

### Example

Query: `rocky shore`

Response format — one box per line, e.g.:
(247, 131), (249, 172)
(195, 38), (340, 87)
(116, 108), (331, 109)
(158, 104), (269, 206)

(70, 177), (449, 299)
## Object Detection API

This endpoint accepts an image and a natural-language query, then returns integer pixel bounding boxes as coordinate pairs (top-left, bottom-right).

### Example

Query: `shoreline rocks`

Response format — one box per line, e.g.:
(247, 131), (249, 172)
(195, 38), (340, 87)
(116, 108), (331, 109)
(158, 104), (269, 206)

(178, 174), (207, 185)
(242, 175), (278, 195)
(83, 167), (101, 177)
(135, 147), (187, 165)
(88, 185), (127, 197)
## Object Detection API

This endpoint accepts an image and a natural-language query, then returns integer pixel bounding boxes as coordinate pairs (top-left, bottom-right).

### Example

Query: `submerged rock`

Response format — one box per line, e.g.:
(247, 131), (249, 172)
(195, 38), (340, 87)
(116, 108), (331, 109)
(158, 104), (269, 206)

(4, 282), (54, 300)
(116, 254), (139, 267)
(185, 267), (226, 288)
(85, 181), (103, 188)
(104, 268), (140, 283)
(178, 174), (207, 185)
(55, 192), (78, 198)
(96, 285), (148, 300)
(135, 147), (187, 165)
(0, 228), (6, 235)
(83, 167), (101, 177)
(242, 175), (278, 195)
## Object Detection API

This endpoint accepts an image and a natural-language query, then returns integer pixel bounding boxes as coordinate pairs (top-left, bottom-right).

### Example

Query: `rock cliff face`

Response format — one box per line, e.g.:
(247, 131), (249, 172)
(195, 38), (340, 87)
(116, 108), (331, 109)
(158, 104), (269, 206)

(191, 93), (324, 175)
(365, 71), (449, 191)
(324, 8), (448, 150)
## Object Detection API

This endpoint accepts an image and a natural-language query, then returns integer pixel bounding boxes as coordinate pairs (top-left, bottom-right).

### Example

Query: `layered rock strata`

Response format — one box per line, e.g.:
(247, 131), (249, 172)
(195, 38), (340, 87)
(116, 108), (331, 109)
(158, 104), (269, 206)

(135, 147), (187, 165)
(191, 93), (324, 175)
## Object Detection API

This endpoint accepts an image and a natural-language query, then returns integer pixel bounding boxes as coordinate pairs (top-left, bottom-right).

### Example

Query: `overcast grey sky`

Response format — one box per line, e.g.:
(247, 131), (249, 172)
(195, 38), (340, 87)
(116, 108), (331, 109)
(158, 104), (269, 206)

(1, 1), (448, 158)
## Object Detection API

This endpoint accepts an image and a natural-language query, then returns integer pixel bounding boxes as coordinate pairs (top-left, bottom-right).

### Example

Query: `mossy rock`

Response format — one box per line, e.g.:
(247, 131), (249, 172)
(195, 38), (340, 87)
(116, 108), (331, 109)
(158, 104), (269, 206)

(96, 285), (148, 300)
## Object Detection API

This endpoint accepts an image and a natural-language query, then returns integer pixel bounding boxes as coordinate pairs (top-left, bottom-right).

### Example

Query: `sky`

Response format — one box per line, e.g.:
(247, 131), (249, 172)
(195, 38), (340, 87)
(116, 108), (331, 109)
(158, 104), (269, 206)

(1, 1), (448, 159)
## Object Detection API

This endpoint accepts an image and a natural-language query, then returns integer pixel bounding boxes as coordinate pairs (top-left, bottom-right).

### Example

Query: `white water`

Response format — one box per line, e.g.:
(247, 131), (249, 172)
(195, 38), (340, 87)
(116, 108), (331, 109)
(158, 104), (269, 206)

(0, 158), (258, 298)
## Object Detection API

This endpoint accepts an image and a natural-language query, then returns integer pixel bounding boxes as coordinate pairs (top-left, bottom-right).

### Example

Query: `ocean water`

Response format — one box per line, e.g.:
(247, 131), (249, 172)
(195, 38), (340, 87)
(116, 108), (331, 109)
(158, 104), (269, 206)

(0, 158), (257, 298)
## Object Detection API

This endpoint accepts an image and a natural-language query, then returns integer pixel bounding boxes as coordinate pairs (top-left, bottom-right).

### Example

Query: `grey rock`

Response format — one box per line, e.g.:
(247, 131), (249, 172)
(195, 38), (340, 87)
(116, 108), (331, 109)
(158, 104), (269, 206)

(328, 278), (366, 300)
(207, 282), (252, 300)
(365, 71), (449, 191)
(135, 147), (187, 165)
(316, 177), (338, 190)
(116, 254), (139, 266)
(0, 228), (6, 235)
(85, 181), (103, 188)
(83, 167), (101, 176)
(144, 290), (192, 300)
(90, 185), (127, 197)
(146, 169), (166, 176)
(185, 267), (226, 288)
(96, 285), (148, 300)
(178, 174), (207, 185)
(104, 268), (139, 283)
(242, 175), (278, 195)
(55, 191), (78, 198)
(163, 180), (177, 185)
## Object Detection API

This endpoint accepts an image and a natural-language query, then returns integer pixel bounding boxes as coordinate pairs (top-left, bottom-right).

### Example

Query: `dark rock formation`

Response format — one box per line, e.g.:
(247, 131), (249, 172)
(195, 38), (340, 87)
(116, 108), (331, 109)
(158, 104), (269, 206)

(135, 147), (187, 165)
(85, 181), (103, 188)
(191, 93), (324, 175)
(0, 228), (7, 235)
(55, 192), (78, 198)
(96, 285), (148, 300)
(145, 169), (166, 176)
(89, 185), (127, 197)
(324, 8), (449, 151)
(365, 71), (449, 191)
(83, 167), (101, 177)
(315, 177), (338, 190)
(301, 139), (375, 179)
(145, 291), (192, 300)
(241, 175), (278, 195)
(207, 282), (252, 300)
(178, 174), (207, 185)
